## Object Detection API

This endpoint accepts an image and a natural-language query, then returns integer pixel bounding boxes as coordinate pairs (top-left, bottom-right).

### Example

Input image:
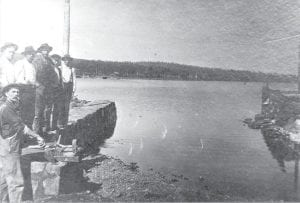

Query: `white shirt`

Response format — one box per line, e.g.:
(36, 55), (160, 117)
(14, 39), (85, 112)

(0, 56), (16, 86)
(14, 58), (36, 85)
(61, 63), (76, 92)
(54, 66), (60, 79)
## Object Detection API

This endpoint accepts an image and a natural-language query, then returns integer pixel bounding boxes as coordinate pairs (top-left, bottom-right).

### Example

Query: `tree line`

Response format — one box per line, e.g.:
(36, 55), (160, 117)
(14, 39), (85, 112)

(72, 59), (297, 83)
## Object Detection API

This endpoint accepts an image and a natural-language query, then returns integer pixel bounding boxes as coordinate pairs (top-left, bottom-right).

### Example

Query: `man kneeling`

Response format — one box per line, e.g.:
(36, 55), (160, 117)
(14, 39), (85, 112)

(0, 84), (45, 203)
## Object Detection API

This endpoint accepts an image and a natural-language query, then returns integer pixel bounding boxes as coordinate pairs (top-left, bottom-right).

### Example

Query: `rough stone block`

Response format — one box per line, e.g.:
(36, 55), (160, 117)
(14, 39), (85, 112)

(31, 162), (66, 197)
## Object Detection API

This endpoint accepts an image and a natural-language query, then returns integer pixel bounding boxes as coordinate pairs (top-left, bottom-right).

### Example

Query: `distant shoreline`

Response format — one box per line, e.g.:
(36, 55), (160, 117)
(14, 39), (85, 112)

(77, 75), (297, 84)
(73, 59), (296, 83)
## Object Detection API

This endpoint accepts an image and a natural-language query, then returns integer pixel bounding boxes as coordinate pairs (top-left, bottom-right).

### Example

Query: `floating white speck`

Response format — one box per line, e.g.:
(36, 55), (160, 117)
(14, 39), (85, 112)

(128, 143), (133, 155)
(263, 98), (270, 105)
(133, 119), (139, 128)
(161, 125), (168, 139)
(200, 139), (204, 152)
(140, 138), (144, 150)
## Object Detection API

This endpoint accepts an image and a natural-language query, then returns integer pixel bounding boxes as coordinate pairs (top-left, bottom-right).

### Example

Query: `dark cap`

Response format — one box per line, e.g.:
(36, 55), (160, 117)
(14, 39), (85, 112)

(1, 42), (18, 52)
(22, 46), (36, 55)
(61, 54), (73, 61)
(37, 43), (53, 52)
(51, 54), (61, 61)
(2, 83), (20, 95)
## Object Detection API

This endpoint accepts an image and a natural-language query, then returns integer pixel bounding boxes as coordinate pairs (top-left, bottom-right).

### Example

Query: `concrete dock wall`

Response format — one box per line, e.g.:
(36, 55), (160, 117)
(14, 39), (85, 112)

(22, 100), (117, 201)
(62, 100), (117, 153)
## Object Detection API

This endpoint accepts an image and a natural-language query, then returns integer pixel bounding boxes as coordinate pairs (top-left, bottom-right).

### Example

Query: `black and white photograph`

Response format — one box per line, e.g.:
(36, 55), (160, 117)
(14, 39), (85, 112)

(0, 0), (300, 202)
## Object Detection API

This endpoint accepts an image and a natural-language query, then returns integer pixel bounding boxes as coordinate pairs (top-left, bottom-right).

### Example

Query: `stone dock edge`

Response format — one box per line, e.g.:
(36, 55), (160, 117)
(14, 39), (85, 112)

(29, 100), (243, 202)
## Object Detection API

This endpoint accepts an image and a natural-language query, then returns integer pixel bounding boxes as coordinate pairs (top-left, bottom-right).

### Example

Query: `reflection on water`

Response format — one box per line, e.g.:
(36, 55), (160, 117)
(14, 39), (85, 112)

(244, 83), (300, 201)
(261, 128), (297, 172)
(261, 128), (300, 199)
(77, 79), (300, 201)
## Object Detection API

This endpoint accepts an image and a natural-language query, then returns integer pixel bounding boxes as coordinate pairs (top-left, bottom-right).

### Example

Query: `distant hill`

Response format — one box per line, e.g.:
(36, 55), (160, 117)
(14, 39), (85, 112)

(72, 59), (297, 83)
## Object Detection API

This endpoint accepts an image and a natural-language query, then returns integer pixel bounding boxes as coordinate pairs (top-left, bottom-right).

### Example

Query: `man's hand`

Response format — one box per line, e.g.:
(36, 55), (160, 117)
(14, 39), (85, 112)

(37, 136), (46, 148)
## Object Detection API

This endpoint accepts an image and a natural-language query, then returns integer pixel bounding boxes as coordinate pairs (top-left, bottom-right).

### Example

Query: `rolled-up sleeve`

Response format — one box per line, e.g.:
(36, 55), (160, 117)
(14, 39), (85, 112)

(14, 60), (25, 84)
(2, 64), (16, 86)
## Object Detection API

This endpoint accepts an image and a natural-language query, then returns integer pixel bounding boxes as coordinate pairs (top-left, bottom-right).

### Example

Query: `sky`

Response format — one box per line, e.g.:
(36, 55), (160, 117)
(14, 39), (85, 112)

(0, 0), (299, 74)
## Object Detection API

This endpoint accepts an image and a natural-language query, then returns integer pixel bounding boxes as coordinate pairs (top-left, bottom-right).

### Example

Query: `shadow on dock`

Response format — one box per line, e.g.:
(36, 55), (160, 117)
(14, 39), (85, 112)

(21, 154), (110, 201)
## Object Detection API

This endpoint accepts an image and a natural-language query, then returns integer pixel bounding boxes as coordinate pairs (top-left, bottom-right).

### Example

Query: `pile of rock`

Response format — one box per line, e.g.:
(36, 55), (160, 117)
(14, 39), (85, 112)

(71, 95), (90, 107)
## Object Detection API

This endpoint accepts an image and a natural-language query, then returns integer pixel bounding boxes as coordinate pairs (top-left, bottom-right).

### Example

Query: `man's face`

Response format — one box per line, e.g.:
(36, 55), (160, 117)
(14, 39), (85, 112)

(5, 88), (20, 103)
(25, 53), (35, 63)
(3, 47), (16, 61)
(51, 57), (61, 66)
(41, 50), (50, 56)
(62, 60), (71, 66)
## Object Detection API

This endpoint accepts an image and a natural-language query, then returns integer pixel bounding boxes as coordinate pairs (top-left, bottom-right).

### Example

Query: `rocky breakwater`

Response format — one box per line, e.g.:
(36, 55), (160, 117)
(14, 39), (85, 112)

(244, 85), (300, 132)
(22, 98), (117, 201)
(243, 85), (300, 175)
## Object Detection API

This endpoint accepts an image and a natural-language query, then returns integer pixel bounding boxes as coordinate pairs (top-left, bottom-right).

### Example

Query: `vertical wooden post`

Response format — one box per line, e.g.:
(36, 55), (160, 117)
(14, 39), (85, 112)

(298, 44), (300, 93)
(295, 153), (299, 192)
(294, 144), (300, 199)
(63, 0), (70, 55)
(0, 0), (2, 45)
(96, 62), (98, 76)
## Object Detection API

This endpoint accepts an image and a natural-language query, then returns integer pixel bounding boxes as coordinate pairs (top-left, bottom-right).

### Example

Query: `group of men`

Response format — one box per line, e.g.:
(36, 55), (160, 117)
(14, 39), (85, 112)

(0, 42), (76, 134)
(0, 42), (77, 202)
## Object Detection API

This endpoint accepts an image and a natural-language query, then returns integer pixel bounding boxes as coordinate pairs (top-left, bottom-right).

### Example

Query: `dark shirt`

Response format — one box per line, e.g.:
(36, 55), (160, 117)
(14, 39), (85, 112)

(0, 100), (24, 139)
(0, 100), (25, 155)
(33, 54), (59, 90)
(54, 66), (63, 89)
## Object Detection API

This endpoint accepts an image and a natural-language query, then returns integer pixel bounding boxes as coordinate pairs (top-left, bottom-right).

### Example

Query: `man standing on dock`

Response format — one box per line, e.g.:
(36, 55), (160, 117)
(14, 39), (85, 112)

(14, 46), (37, 126)
(0, 43), (18, 88)
(0, 84), (44, 203)
(14, 46), (36, 85)
(50, 54), (64, 131)
(61, 54), (76, 126)
(32, 43), (56, 135)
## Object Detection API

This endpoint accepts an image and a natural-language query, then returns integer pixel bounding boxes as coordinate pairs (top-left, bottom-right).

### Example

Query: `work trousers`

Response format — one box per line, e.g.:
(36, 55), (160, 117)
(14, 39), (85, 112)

(32, 86), (53, 135)
(62, 82), (73, 126)
(19, 85), (36, 127)
(52, 87), (65, 130)
(0, 86), (5, 106)
(0, 154), (24, 203)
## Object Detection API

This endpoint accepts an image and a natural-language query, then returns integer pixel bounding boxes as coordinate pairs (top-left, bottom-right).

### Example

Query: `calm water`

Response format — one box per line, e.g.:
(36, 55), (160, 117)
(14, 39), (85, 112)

(76, 78), (299, 201)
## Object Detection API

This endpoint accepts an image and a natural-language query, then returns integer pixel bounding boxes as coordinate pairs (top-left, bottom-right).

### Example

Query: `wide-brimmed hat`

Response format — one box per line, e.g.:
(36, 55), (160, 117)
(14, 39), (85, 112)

(0, 42), (18, 52)
(22, 46), (36, 55)
(37, 43), (53, 52)
(2, 83), (20, 95)
(62, 54), (73, 61)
